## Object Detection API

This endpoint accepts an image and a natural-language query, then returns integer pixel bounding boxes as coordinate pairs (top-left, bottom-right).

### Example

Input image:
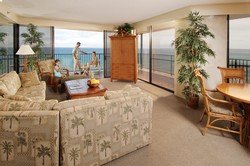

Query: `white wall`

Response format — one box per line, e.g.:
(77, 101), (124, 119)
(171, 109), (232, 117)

(174, 15), (228, 98)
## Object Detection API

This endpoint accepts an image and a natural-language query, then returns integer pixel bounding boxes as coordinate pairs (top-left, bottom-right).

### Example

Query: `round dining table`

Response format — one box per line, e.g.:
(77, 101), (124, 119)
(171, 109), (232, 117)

(217, 83), (250, 104)
(217, 83), (250, 147)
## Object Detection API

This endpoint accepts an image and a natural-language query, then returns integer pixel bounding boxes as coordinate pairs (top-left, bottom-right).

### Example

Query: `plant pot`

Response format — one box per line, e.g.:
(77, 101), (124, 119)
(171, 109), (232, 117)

(187, 95), (199, 109)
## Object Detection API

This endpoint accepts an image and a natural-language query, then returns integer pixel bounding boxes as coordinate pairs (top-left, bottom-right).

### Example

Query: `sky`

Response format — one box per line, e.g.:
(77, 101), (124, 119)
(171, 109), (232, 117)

(55, 29), (103, 48)
(230, 17), (250, 49)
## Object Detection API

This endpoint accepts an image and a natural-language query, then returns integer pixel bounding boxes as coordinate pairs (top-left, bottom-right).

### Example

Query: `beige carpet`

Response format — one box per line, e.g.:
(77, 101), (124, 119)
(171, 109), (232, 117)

(46, 79), (250, 166)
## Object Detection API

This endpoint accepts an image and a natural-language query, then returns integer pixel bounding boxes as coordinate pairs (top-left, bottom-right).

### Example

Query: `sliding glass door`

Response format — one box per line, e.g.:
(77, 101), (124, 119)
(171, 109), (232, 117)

(103, 30), (115, 78)
(0, 24), (14, 74)
(229, 16), (250, 82)
(152, 29), (175, 90)
(138, 28), (175, 91)
(138, 33), (150, 82)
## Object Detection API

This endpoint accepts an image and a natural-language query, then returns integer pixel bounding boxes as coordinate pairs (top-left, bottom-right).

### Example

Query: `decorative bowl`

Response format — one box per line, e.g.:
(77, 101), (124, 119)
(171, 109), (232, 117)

(87, 80), (99, 88)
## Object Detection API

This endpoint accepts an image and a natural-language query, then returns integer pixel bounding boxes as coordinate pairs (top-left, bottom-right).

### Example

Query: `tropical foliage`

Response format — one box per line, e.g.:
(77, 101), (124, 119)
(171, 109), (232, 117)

(172, 11), (215, 99)
(1, 141), (14, 161)
(100, 140), (111, 157)
(116, 23), (134, 36)
(16, 131), (27, 153)
(4, 103), (21, 129)
(21, 23), (45, 70)
(131, 120), (138, 135)
(121, 130), (129, 145)
(71, 116), (84, 135)
(0, 31), (7, 56)
(83, 134), (92, 153)
(69, 147), (80, 166)
(123, 105), (132, 120)
(37, 144), (51, 166)
(97, 108), (106, 124)
(113, 125), (120, 141)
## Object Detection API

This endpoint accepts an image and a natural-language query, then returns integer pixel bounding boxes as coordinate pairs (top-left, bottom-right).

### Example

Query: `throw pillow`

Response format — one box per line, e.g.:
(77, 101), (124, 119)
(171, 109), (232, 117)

(0, 81), (10, 96)
(4, 94), (32, 101)
(19, 71), (41, 87)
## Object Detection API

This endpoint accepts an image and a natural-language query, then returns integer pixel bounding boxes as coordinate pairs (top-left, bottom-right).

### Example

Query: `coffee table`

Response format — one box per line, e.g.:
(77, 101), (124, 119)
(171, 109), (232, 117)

(65, 79), (107, 99)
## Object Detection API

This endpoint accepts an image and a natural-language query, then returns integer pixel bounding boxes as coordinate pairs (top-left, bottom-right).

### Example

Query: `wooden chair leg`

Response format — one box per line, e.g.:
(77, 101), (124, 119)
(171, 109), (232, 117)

(199, 108), (206, 123)
(202, 115), (210, 136)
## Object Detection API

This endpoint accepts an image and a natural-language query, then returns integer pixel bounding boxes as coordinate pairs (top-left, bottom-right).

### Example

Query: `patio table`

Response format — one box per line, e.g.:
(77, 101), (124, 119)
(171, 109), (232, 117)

(217, 83), (250, 148)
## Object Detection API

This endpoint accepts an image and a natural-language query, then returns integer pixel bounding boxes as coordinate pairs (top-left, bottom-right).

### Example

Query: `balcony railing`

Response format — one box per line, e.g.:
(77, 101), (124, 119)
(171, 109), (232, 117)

(229, 58), (250, 83)
(1, 53), (249, 83)
(138, 53), (175, 76)
(0, 53), (104, 74)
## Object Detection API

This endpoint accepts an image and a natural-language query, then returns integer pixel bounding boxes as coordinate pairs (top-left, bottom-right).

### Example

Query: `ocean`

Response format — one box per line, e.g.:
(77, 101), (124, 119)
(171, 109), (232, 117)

(54, 47), (104, 71)
(54, 48), (250, 74)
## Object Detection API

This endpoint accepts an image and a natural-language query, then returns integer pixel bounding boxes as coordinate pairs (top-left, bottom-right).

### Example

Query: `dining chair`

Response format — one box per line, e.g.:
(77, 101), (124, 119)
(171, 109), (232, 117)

(195, 70), (244, 144)
(217, 66), (245, 84)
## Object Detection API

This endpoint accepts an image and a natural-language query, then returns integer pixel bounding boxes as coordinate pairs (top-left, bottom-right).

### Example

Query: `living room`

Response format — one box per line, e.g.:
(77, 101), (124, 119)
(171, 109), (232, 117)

(0, 0), (250, 166)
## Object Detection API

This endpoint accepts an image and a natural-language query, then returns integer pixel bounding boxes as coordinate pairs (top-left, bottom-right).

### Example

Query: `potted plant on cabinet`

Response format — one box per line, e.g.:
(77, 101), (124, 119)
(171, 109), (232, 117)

(173, 11), (215, 109)
(116, 23), (134, 36)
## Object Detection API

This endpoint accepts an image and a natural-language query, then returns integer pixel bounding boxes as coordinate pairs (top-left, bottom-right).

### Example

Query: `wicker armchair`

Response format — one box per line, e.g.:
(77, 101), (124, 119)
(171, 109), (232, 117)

(195, 70), (244, 144)
(217, 66), (245, 84)
(37, 59), (69, 92)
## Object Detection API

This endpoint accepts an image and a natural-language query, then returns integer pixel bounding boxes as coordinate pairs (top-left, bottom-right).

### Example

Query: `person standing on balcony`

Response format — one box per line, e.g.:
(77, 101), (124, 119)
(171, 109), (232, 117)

(72, 42), (88, 75)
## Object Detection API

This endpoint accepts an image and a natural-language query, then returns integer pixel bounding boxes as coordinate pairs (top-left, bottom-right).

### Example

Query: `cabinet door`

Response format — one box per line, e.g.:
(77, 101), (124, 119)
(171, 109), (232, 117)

(121, 38), (135, 64)
(111, 39), (122, 63)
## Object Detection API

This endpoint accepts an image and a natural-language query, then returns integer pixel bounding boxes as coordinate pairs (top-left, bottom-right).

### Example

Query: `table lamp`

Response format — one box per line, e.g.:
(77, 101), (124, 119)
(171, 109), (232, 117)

(16, 44), (35, 72)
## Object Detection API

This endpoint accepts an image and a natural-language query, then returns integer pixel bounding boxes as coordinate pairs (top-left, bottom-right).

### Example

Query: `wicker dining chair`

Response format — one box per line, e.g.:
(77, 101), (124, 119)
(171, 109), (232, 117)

(217, 66), (245, 84)
(195, 70), (244, 144)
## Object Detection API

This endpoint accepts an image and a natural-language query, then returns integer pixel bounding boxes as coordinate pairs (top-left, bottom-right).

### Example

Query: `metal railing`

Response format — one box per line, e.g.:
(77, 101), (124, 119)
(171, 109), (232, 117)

(229, 58), (250, 83)
(1, 53), (249, 83)
(138, 53), (175, 76)
(54, 53), (104, 71)
(0, 53), (104, 74)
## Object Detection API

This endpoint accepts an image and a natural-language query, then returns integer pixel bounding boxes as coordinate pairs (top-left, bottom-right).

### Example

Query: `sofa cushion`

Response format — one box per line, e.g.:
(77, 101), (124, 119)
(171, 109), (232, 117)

(19, 70), (41, 87)
(53, 96), (105, 110)
(0, 99), (58, 111)
(16, 81), (46, 101)
(0, 71), (21, 95)
(3, 94), (32, 101)
(37, 59), (55, 73)
(0, 81), (10, 96)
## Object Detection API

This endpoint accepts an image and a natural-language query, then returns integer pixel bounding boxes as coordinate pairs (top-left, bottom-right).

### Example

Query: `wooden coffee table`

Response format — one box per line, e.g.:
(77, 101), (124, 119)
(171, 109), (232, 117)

(65, 79), (107, 99)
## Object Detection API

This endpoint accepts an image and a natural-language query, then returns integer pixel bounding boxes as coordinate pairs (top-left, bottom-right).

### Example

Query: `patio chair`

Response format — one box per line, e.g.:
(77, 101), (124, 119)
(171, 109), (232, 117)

(195, 70), (244, 144)
(37, 59), (55, 86)
(217, 66), (245, 84)
(90, 61), (101, 76)
(37, 59), (74, 92)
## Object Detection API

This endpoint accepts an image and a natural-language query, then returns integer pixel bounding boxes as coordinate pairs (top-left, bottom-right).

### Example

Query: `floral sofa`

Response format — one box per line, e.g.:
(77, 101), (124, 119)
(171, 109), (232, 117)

(0, 84), (153, 166)
(0, 71), (46, 101)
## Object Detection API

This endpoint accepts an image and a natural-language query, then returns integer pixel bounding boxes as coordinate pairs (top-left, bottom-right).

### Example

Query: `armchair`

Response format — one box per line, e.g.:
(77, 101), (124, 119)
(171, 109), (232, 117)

(195, 70), (244, 144)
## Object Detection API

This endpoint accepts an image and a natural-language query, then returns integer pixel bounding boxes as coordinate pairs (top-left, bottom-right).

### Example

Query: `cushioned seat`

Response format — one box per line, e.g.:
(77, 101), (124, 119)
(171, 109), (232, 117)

(0, 71), (46, 101)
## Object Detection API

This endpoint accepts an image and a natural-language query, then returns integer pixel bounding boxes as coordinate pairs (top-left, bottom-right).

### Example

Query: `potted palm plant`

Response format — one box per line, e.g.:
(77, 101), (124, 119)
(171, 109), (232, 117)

(21, 23), (45, 70)
(0, 32), (7, 56)
(173, 11), (215, 109)
(0, 31), (7, 72)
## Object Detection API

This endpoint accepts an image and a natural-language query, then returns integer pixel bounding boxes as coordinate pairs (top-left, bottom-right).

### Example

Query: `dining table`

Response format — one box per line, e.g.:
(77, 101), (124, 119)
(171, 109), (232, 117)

(217, 83), (250, 147)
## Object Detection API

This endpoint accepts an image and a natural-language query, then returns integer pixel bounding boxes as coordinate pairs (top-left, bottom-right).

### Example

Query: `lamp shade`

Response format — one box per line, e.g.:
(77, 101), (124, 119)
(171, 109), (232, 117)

(16, 45), (35, 55)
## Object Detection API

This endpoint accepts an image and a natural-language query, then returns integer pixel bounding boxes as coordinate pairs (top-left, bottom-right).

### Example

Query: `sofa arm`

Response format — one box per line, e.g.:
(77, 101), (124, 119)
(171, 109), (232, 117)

(59, 93), (153, 166)
(0, 110), (59, 166)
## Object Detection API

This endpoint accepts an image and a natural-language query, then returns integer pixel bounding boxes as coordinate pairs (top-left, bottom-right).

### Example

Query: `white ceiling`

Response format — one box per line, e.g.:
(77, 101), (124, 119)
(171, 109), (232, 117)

(3, 0), (250, 25)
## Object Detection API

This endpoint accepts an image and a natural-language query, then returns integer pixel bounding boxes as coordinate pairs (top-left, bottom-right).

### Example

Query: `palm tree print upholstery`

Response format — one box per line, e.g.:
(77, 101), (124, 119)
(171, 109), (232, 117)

(60, 89), (153, 166)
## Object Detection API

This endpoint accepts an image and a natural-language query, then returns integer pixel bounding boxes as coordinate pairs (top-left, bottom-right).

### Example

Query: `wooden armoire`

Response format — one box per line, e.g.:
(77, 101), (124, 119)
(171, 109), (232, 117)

(109, 35), (137, 83)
